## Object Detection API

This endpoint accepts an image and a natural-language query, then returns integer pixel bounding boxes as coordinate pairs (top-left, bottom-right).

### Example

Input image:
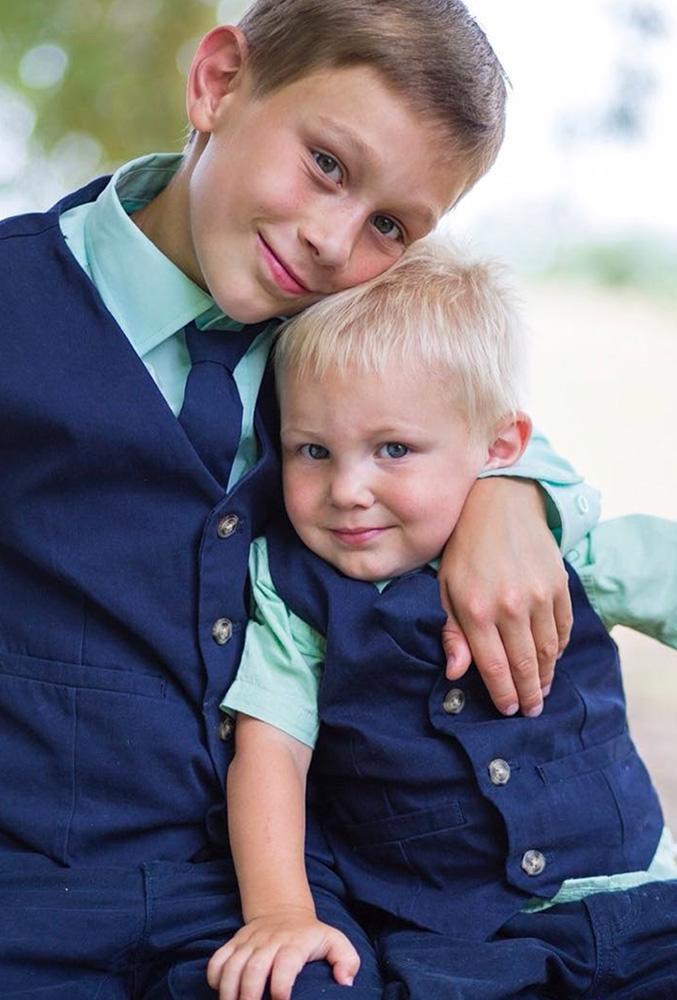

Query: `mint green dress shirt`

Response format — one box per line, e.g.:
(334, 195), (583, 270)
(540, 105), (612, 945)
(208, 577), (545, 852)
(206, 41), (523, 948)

(58, 153), (599, 544)
(59, 153), (278, 490)
(222, 514), (677, 904)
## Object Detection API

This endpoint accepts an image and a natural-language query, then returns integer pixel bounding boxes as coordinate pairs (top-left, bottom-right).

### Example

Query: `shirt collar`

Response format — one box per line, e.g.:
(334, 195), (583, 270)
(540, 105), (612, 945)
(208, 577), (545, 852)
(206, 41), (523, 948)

(83, 153), (243, 355)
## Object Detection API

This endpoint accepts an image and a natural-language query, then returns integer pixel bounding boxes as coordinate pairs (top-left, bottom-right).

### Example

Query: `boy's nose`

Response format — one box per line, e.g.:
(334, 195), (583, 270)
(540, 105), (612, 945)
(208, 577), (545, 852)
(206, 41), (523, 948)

(328, 469), (374, 510)
(300, 205), (364, 269)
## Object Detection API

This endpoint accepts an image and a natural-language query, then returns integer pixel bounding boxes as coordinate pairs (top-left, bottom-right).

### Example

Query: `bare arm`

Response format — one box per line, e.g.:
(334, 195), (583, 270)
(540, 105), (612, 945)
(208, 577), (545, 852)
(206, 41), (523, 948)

(207, 715), (359, 1000)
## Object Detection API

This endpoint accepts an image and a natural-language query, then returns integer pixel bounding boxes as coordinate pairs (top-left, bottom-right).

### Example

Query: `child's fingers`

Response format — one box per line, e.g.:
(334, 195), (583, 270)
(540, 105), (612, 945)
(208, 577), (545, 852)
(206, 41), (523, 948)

(213, 945), (256, 1000)
(206, 941), (237, 989)
(553, 583), (573, 657)
(325, 930), (360, 986)
(441, 609), (473, 679)
(268, 946), (307, 1000)
(235, 948), (279, 1000)
(496, 618), (543, 719)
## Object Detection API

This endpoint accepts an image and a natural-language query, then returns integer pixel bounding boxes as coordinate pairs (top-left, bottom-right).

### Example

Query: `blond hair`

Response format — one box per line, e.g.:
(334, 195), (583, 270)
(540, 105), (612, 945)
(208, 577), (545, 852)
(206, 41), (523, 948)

(238, 0), (507, 190)
(274, 239), (525, 439)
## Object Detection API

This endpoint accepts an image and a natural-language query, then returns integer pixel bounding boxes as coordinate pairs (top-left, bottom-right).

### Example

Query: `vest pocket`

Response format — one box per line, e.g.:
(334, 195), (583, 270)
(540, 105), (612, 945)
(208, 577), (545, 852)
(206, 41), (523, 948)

(327, 800), (471, 917)
(536, 731), (634, 784)
(0, 651), (166, 864)
(339, 801), (468, 887)
(342, 801), (466, 847)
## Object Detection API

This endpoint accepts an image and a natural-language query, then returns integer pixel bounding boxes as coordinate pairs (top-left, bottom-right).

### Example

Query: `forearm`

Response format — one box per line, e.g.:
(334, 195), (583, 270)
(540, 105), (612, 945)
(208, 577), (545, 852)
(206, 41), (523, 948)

(480, 426), (601, 551)
(228, 716), (313, 922)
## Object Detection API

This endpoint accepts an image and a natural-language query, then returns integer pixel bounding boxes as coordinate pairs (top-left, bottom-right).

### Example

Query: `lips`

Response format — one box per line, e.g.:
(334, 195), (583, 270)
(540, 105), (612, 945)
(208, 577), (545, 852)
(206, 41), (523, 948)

(329, 527), (389, 546)
(258, 235), (309, 296)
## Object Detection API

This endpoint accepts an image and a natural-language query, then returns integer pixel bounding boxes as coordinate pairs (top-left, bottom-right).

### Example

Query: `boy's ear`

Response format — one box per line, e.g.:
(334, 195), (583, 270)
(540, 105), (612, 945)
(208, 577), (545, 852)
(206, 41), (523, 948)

(186, 26), (250, 133)
(482, 412), (532, 471)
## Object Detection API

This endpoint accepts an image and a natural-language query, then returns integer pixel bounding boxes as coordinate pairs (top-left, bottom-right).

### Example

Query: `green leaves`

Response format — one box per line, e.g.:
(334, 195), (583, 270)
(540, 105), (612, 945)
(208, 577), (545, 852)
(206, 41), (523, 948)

(0, 0), (246, 166)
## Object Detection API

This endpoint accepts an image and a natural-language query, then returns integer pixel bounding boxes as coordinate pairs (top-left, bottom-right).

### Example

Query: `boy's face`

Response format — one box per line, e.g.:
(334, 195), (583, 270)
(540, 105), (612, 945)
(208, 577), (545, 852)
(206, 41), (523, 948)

(187, 62), (470, 323)
(280, 364), (490, 582)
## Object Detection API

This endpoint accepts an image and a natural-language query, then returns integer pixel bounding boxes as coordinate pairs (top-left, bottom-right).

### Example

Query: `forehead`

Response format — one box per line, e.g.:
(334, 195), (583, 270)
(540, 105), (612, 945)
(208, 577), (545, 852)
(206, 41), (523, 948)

(257, 63), (471, 229)
(280, 359), (466, 429)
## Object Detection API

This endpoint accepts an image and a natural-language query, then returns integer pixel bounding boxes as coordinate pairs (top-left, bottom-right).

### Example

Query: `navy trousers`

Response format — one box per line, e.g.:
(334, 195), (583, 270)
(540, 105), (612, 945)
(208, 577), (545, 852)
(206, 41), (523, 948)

(0, 855), (383, 999)
(380, 880), (677, 1000)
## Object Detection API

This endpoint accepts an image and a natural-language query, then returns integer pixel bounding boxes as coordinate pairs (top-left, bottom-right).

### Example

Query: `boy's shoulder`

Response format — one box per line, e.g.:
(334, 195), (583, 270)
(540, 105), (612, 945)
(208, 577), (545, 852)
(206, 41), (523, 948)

(0, 175), (110, 246)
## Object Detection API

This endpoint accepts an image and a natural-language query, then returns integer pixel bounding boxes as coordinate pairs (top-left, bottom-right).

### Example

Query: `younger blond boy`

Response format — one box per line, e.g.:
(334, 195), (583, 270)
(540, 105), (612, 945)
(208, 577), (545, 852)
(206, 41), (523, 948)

(215, 241), (677, 1000)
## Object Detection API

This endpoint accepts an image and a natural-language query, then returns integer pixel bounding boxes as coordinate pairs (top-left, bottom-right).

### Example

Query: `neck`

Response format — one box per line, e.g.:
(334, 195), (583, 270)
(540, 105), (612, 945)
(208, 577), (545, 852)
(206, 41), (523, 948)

(131, 150), (206, 290)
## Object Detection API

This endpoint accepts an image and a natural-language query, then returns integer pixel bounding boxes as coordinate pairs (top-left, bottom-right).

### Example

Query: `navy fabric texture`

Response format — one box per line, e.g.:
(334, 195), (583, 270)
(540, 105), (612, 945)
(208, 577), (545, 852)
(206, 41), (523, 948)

(266, 516), (664, 941)
(0, 853), (383, 998)
(378, 879), (677, 999)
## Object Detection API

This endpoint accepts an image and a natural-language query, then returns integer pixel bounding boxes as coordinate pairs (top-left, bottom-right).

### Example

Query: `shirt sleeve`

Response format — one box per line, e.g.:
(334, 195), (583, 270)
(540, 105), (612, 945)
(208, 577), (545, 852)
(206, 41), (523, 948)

(480, 426), (601, 553)
(220, 537), (325, 747)
(566, 515), (677, 649)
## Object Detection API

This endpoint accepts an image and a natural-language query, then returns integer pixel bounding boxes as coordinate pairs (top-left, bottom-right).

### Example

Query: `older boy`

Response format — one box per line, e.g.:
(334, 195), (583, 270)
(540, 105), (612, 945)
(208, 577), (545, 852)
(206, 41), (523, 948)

(0, 2), (598, 996)
(215, 242), (677, 1000)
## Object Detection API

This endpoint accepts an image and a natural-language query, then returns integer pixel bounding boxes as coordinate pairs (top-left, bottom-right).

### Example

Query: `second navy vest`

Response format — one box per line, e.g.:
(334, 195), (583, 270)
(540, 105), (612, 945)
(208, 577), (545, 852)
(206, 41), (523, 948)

(267, 518), (663, 940)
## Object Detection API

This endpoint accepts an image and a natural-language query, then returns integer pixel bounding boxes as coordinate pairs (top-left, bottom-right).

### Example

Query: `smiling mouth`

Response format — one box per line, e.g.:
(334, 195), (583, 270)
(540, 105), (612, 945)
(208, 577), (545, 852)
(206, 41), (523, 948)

(258, 235), (310, 295)
(329, 527), (389, 546)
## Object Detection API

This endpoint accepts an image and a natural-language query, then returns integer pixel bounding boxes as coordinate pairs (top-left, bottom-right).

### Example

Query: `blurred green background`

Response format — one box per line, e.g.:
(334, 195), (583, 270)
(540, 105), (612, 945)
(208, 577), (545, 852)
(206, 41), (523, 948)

(0, 1), (241, 166)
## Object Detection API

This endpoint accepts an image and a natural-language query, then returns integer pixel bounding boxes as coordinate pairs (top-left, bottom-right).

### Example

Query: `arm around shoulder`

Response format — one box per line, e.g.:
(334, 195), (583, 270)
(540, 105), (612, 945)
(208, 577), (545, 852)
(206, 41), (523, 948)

(570, 514), (677, 649)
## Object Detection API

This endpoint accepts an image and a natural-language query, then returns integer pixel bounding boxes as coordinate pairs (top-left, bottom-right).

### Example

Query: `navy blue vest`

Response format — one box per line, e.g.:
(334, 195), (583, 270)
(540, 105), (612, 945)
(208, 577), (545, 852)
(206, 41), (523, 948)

(0, 180), (281, 865)
(267, 519), (663, 940)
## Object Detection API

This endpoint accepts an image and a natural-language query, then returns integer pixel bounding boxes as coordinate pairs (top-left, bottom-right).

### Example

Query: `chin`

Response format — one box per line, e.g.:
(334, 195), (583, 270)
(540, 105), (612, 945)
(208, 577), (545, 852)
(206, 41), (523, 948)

(335, 555), (392, 583)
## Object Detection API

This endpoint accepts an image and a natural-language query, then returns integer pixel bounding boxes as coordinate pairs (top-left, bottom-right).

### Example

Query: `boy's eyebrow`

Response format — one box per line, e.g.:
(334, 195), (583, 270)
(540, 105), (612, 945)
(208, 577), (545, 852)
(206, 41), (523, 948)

(313, 117), (439, 230)
(313, 117), (375, 166)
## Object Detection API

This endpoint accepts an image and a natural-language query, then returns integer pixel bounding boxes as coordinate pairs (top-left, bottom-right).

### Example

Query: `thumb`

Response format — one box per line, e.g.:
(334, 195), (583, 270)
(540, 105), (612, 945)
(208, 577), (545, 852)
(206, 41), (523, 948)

(325, 932), (360, 987)
(442, 611), (472, 680)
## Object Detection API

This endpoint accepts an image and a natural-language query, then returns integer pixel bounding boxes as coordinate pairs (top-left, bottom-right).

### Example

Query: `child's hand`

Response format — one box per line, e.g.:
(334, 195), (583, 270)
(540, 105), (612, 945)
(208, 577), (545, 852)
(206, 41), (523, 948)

(438, 478), (571, 718)
(206, 906), (360, 1000)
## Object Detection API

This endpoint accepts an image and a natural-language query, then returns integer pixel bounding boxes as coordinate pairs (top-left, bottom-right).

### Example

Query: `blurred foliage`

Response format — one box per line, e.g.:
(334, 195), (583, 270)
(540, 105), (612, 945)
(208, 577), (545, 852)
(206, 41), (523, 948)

(548, 239), (677, 302)
(0, 0), (246, 165)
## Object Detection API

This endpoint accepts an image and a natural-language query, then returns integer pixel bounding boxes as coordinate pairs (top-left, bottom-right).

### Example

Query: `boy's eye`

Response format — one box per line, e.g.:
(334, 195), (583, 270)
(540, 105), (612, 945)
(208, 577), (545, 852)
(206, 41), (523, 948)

(300, 443), (330, 460)
(312, 151), (343, 183)
(371, 214), (404, 242)
(379, 442), (409, 459)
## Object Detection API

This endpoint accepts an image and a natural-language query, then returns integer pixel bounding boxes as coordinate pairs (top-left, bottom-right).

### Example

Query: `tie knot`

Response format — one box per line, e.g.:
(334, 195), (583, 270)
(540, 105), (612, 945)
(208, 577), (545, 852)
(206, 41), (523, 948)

(184, 320), (265, 372)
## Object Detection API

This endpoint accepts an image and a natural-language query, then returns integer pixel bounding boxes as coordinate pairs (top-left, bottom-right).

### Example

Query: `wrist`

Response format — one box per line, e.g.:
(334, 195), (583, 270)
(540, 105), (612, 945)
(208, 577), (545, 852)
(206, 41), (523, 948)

(470, 476), (547, 518)
(244, 901), (316, 924)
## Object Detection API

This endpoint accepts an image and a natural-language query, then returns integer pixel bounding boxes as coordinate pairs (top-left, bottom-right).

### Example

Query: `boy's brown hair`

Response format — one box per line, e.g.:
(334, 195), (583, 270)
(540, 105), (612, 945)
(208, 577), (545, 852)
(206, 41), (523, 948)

(238, 0), (507, 189)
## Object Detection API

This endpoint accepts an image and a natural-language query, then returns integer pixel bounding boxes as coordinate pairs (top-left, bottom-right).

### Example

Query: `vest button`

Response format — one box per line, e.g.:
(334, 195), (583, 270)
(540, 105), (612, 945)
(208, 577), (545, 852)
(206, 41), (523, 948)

(521, 849), (546, 876)
(212, 618), (233, 644)
(217, 513), (240, 538)
(488, 758), (511, 785)
(219, 715), (235, 741)
(442, 688), (465, 714)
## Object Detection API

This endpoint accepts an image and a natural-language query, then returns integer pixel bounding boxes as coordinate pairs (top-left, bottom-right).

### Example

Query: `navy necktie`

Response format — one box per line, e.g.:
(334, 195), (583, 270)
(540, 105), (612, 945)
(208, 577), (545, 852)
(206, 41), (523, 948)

(178, 321), (264, 487)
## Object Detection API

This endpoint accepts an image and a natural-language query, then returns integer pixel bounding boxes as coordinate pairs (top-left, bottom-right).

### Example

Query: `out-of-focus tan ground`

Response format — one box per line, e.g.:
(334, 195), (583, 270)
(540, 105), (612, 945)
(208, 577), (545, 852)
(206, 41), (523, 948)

(525, 280), (677, 831)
